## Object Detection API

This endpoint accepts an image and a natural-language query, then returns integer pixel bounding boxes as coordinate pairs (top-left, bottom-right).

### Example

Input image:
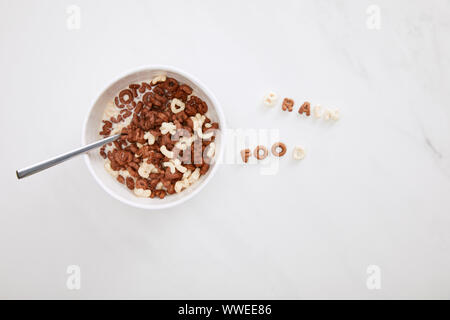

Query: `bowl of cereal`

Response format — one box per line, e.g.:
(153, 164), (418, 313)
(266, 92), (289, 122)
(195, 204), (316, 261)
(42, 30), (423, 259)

(82, 65), (225, 209)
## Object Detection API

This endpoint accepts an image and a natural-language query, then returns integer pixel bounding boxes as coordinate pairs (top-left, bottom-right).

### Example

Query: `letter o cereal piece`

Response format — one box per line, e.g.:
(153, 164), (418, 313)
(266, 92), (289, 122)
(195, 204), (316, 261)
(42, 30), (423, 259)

(271, 142), (287, 157)
(253, 145), (268, 160)
(119, 89), (133, 104)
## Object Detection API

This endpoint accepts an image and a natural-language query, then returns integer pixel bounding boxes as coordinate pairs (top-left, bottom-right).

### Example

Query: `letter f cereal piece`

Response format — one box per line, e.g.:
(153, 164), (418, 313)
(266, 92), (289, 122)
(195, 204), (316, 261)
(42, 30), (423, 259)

(240, 149), (251, 163)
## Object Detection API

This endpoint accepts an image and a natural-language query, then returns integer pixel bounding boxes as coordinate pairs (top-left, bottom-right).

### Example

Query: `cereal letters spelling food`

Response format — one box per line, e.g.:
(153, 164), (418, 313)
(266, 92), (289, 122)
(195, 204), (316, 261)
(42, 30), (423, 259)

(240, 142), (289, 164)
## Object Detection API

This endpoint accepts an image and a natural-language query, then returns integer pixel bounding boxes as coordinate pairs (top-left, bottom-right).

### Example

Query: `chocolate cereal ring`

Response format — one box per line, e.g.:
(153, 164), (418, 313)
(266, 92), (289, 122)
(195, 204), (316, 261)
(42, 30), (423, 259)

(119, 89), (133, 104)
(271, 142), (287, 157)
(254, 145), (268, 160)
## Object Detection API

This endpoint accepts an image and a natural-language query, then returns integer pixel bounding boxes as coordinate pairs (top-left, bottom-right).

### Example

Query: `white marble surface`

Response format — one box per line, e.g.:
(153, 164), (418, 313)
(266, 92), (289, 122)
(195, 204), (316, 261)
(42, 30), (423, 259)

(1, 0), (449, 299)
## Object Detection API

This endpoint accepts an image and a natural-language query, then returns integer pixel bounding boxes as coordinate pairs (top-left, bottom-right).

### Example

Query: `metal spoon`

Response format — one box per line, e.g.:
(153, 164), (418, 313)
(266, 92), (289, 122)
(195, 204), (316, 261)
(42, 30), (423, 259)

(16, 134), (121, 179)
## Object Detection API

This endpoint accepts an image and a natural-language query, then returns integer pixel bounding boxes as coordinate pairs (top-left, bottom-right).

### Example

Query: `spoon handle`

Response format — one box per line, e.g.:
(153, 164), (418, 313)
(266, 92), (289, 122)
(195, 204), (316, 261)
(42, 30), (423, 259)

(16, 134), (121, 179)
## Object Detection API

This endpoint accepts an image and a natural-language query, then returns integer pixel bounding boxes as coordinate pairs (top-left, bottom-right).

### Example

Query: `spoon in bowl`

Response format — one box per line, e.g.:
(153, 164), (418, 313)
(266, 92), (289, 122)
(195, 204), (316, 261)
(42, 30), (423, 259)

(16, 134), (121, 179)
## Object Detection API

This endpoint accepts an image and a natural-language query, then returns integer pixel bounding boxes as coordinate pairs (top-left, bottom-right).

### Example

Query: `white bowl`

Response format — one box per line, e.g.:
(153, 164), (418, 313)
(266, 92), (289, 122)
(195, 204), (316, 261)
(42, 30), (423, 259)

(82, 65), (226, 210)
